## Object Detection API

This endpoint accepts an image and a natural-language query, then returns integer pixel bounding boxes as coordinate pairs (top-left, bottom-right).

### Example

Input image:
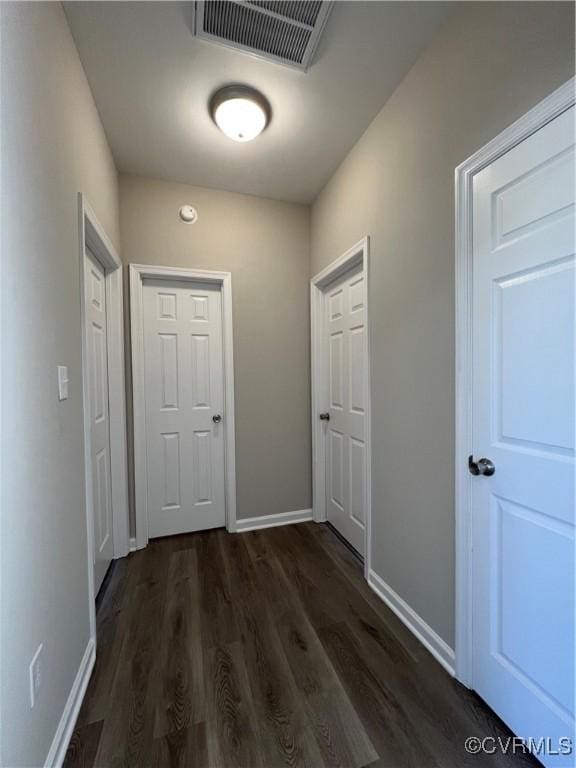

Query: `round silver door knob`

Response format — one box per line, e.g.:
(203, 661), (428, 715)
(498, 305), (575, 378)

(319, 412), (330, 421)
(477, 458), (495, 476)
(212, 414), (222, 423)
(469, 455), (495, 476)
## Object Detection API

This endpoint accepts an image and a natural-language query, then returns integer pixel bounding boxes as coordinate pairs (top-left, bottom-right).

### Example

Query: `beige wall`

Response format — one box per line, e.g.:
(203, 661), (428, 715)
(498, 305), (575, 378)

(119, 175), (311, 527)
(1, 3), (120, 766)
(311, 1), (575, 647)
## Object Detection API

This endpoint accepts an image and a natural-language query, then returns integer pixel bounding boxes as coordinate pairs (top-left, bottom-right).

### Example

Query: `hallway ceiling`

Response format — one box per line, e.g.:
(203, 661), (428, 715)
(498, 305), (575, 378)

(64, 1), (452, 204)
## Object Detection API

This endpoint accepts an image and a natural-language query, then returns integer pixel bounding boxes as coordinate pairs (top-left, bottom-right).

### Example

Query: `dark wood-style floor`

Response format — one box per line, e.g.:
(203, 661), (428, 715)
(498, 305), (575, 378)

(65, 522), (538, 768)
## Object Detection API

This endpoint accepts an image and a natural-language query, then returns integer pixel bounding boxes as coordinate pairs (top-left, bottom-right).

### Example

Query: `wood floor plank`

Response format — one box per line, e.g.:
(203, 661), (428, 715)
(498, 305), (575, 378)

(306, 686), (379, 768)
(76, 552), (143, 727)
(205, 641), (263, 768)
(155, 546), (205, 737)
(243, 528), (273, 562)
(256, 555), (331, 696)
(270, 524), (338, 581)
(93, 538), (170, 767)
(343, 607), (483, 767)
(274, 526), (417, 676)
(299, 522), (424, 663)
(151, 722), (208, 768)
(253, 554), (378, 766)
(271, 537), (349, 629)
(293, 525), (424, 671)
(307, 525), (540, 766)
(318, 621), (439, 767)
(63, 720), (103, 768)
(219, 531), (326, 768)
(196, 530), (239, 650)
(72, 523), (539, 768)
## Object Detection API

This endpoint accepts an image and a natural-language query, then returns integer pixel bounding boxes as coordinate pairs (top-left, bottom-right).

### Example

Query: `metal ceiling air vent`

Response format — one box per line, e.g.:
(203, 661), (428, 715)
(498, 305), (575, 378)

(193, 1), (334, 72)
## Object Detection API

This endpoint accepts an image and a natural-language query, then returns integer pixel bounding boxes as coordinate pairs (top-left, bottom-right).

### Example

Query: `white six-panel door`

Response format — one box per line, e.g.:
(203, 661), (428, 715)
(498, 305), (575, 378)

(323, 263), (367, 555)
(85, 249), (114, 594)
(471, 106), (575, 766)
(143, 279), (226, 538)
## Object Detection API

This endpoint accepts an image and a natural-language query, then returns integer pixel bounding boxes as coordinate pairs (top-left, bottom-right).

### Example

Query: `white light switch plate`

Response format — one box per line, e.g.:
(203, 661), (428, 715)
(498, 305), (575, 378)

(57, 366), (69, 401)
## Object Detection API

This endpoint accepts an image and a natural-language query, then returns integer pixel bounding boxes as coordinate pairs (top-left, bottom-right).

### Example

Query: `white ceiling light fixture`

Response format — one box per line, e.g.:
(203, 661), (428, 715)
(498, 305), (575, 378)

(210, 85), (271, 142)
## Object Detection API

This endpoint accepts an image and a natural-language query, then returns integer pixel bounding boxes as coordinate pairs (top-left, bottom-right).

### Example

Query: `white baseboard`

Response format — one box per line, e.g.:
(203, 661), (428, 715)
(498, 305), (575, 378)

(235, 508), (313, 533)
(128, 537), (137, 552)
(367, 569), (455, 676)
(44, 636), (96, 768)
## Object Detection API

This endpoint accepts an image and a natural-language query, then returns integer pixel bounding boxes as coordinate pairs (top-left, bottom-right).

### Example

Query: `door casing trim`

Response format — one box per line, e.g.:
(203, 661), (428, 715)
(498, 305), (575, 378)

(79, 194), (130, 642)
(454, 77), (575, 686)
(130, 264), (237, 548)
(310, 237), (371, 578)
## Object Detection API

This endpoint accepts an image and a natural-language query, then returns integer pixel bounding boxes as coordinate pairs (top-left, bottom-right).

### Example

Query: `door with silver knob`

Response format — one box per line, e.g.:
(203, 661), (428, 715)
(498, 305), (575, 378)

(143, 279), (226, 538)
(323, 262), (366, 555)
(469, 105), (574, 761)
(84, 249), (114, 594)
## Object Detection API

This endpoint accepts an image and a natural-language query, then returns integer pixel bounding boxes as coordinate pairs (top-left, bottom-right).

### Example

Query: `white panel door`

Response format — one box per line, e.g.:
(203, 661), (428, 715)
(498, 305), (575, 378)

(323, 263), (366, 555)
(143, 279), (225, 538)
(85, 250), (114, 594)
(472, 106), (575, 765)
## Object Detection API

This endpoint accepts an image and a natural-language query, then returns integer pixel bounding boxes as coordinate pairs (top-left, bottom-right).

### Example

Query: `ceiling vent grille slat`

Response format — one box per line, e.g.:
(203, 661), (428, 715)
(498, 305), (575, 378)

(194, 0), (333, 72)
(247, 1), (323, 28)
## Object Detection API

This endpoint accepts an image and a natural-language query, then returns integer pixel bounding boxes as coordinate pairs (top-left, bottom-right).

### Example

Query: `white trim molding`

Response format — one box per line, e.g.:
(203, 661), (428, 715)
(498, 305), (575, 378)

(78, 194), (130, 644)
(129, 264), (237, 547)
(310, 237), (372, 578)
(454, 77), (575, 686)
(44, 638), (96, 768)
(235, 508), (313, 533)
(368, 570), (455, 676)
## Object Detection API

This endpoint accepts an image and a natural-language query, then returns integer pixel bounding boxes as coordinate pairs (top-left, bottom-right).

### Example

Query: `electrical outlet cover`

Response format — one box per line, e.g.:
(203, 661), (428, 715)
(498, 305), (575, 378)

(29, 644), (43, 708)
(57, 365), (69, 400)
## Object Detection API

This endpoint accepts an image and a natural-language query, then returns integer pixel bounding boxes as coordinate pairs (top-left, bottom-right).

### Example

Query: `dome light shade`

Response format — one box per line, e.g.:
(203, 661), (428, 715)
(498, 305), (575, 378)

(210, 85), (270, 142)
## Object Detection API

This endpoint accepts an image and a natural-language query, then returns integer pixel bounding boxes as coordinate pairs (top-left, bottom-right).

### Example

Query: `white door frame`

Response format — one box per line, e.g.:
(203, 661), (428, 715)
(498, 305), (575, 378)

(454, 77), (575, 686)
(79, 194), (130, 637)
(130, 264), (237, 548)
(310, 236), (371, 577)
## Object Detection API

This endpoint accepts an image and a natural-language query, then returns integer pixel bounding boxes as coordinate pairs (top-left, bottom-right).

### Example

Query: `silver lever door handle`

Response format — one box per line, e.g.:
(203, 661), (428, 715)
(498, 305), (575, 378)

(468, 455), (495, 476)
(212, 414), (222, 423)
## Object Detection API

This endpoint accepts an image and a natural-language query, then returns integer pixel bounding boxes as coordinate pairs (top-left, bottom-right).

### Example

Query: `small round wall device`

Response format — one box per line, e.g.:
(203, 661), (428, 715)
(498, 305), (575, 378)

(179, 205), (198, 223)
